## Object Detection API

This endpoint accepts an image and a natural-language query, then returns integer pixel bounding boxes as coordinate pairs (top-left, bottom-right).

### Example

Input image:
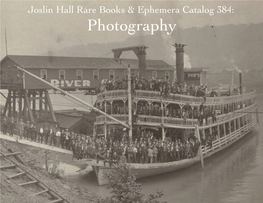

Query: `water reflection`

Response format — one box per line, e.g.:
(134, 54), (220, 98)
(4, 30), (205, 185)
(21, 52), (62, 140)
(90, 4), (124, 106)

(67, 94), (263, 203)
(140, 130), (260, 203)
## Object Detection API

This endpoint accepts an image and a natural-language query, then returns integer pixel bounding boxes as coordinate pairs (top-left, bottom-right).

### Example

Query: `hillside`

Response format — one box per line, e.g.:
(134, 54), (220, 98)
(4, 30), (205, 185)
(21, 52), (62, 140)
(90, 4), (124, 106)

(46, 23), (263, 72)
(45, 23), (263, 92)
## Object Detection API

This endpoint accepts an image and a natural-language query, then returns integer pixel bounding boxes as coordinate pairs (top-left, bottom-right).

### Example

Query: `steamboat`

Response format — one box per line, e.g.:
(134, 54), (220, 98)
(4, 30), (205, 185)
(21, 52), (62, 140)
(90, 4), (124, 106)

(87, 44), (258, 185)
(7, 43), (258, 186)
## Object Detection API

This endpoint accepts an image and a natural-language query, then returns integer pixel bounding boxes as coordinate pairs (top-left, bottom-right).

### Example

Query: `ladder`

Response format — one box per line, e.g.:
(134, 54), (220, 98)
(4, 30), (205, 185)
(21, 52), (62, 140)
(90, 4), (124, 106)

(0, 151), (70, 203)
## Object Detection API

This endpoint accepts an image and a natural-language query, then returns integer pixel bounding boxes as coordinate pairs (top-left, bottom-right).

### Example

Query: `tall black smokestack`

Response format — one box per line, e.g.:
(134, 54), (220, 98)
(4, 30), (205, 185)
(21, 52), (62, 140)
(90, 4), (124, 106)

(138, 46), (147, 78)
(173, 43), (186, 83)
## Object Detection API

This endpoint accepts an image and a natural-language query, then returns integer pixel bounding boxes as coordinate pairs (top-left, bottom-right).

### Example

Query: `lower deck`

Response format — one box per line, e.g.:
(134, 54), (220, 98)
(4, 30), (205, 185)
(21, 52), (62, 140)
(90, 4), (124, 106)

(89, 109), (257, 185)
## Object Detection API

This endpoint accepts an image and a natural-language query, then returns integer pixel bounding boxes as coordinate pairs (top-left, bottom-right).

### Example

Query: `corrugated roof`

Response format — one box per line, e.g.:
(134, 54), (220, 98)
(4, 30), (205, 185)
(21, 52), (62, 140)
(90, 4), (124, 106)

(6, 55), (174, 71)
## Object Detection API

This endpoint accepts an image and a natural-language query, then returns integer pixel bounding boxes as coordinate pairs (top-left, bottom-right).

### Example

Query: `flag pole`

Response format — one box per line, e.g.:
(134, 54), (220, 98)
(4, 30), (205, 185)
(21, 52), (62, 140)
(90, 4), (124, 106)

(195, 125), (204, 169)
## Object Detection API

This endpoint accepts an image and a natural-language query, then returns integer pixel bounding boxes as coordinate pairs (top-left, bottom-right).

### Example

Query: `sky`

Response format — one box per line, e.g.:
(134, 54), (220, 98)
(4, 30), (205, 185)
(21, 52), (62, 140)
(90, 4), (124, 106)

(1, 0), (263, 59)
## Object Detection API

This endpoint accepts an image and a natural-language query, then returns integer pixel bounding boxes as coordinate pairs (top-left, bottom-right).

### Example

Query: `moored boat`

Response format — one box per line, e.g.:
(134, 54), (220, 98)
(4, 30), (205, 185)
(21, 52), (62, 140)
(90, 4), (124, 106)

(10, 43), (258, 186)
(88, 43), (258, 185)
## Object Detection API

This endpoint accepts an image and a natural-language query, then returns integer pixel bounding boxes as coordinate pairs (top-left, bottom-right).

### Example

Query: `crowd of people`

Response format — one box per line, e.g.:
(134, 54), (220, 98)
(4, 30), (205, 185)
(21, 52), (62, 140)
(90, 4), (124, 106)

(97, 99), (218, 126)
(98, 75), (210, 97)
(1, 116), (215, 165)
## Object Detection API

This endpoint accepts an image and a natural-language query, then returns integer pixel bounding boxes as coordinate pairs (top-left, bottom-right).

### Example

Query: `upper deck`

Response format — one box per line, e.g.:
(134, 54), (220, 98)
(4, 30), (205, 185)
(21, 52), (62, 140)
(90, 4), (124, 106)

(94, 89), (257, 129)
(96, 89), (256, 106)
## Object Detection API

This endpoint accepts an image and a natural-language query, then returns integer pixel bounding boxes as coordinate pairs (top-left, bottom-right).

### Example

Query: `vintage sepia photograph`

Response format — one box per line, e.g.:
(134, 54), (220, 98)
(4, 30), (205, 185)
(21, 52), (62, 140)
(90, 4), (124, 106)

(1, 0), (263, 202)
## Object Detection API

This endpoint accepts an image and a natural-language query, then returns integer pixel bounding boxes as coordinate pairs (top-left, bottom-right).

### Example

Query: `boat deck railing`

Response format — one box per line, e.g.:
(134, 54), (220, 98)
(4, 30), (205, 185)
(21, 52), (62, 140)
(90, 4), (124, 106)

(95, 104), (256, 127)
(96, 89), (256, 105)
(201, 121), (254, 155)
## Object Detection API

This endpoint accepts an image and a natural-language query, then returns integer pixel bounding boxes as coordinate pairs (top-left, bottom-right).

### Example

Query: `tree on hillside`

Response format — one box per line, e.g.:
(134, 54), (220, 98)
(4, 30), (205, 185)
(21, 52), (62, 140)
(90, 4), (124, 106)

(99, 163), (166, 203)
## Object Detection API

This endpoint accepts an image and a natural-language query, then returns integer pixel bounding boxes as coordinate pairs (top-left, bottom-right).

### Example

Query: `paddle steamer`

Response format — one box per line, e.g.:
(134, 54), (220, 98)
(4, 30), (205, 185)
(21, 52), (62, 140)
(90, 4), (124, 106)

(89, 44), (258, 185)
(10, 43), (258, 186)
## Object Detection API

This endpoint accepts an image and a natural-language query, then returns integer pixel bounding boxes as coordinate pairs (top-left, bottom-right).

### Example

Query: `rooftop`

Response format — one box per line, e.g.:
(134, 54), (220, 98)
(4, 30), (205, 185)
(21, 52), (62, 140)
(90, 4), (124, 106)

(2, 55), (174, 71)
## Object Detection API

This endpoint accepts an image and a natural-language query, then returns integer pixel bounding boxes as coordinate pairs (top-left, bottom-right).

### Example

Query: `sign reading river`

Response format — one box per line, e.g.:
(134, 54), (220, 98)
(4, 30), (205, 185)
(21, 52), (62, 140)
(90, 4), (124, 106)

(51, 79), (91, 88)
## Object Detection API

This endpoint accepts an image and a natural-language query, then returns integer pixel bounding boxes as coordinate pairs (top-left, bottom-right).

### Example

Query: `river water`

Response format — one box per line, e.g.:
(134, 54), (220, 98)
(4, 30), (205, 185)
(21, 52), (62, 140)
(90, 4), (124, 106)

(67, 93), (263, 203)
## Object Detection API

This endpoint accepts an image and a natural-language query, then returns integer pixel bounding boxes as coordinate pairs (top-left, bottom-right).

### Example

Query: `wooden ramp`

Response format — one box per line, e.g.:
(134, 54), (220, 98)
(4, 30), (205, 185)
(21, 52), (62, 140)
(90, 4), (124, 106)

(0, 151), (70, 203)
(0, 133), (72, 155)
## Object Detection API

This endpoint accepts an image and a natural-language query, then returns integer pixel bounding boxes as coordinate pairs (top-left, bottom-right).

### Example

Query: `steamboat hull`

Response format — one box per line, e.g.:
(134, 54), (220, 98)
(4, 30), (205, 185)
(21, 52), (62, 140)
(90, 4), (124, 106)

(89, 116), (256, 185)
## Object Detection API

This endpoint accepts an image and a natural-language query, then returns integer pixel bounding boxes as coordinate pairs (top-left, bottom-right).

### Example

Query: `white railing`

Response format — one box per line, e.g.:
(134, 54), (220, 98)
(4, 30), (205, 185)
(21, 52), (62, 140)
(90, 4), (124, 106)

(95, 104), (257, 127)
(201, 122), (253, 155)
(96, 89), (256, 107)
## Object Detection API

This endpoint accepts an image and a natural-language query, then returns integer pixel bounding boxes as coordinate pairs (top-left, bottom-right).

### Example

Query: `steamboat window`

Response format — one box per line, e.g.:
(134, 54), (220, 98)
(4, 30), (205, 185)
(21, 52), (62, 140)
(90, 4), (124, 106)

(109, 70), (115, 79)
(152, 71), (157, 78)
(76, 70), (82, 80)
(40, 69), (47, 80)
(165, 71), (170, 80)
(93, 70), (99, 80)
(59, 70), (65, 80)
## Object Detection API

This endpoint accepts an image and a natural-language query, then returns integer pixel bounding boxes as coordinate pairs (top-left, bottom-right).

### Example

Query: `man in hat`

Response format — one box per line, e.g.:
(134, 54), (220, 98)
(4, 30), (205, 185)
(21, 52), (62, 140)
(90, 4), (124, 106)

(153, 144), (158, 163)
(61, 129), (66, 148)
(65, 129), (70, 149)
(43, 124), (49, 144)
(38, 125), (44, 143)
(55, 128), (61, 148)
(9, 116), (15, 137)
(31, 122), (37, 142)
(24, 121), (30, 139)
(48, 125), (54, 146)
(18, 119), (25, 139)
(147, 146), (153, 163)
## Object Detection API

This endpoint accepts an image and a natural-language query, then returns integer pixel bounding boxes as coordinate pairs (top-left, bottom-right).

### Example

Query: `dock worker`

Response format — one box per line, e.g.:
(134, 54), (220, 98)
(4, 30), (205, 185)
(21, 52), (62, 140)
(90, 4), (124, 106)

(23, 121), (30, 139)
(43, 124), (49, 144)
(31, 123), (37, 142)
(55, 128), (61, 147)
(61, 129), (66, 148)
(65, 129), (70, 149)
(39, 125), (44, 143)
(18, 119), (25, 139)
(9, 117), (15, 137)
(48, 125), (53, 146)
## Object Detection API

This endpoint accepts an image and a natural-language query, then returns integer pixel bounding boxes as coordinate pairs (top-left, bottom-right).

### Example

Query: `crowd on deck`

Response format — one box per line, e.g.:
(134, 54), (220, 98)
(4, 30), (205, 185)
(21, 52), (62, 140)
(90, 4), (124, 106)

(98, 99), (218, 126)
(1, 116), (218, 164)
(96, 75), (221, 126)
(98, 75), (213, 97)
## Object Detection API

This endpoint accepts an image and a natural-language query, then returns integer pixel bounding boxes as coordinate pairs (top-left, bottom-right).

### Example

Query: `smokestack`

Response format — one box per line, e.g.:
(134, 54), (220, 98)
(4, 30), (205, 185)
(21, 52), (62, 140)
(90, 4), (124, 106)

(173, 43), (186, 83)
(112, 45), (148, 78)
(137, 46), (147, 78)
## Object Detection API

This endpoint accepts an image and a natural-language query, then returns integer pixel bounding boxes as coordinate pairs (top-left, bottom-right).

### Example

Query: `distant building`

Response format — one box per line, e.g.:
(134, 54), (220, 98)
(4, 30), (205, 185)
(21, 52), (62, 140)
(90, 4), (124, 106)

(0, 55), (175, 91)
